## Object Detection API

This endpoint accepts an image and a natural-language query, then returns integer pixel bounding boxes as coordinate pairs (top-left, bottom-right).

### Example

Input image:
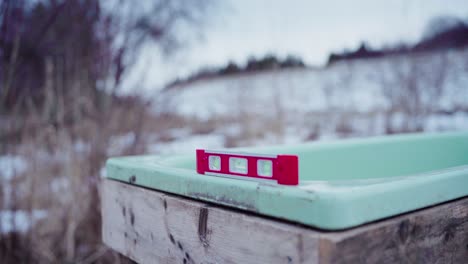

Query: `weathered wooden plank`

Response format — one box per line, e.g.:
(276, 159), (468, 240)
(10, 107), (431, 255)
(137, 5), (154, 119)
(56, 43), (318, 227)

(102, 179), (468, 264)
(102, 179), (319, 264)
(319, 197), (468, 263)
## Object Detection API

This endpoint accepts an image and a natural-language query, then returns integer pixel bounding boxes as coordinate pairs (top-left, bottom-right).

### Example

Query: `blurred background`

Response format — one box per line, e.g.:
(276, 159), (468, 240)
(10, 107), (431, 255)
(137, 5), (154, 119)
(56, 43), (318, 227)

(1, 0), (468, 262)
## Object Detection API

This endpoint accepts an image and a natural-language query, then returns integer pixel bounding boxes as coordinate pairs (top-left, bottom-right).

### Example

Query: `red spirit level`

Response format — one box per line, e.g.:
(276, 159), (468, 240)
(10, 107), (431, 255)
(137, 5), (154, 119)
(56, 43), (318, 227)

(196, 149), (299, 185)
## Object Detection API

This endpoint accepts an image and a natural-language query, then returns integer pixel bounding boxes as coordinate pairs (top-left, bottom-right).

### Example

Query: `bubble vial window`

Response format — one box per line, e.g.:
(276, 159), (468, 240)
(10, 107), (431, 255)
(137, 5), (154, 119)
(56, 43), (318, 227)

(257, 159), (273, 177)
(208, 155), (221, 171)
(229, 157), (248, 174)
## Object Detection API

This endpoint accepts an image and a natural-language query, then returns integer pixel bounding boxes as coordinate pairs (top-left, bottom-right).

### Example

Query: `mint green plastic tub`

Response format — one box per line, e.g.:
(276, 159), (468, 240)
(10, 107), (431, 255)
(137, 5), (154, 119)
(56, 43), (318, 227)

(106, 132), (468, 230)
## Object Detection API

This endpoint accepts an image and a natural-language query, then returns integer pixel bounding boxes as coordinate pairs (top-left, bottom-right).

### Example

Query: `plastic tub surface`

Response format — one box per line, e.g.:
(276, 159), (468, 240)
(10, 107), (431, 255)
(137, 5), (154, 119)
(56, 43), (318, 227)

(106, 132), (468, 230)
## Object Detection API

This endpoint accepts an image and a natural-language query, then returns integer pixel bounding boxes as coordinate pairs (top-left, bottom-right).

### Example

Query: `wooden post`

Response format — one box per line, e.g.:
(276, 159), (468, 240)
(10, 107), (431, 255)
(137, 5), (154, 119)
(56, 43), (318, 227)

(101, 179), (468, 264)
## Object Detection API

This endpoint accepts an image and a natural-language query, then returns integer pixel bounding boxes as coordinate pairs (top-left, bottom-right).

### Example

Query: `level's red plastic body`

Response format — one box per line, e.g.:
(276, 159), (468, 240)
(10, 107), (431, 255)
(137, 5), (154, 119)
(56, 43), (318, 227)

(196, 149), (299, 185)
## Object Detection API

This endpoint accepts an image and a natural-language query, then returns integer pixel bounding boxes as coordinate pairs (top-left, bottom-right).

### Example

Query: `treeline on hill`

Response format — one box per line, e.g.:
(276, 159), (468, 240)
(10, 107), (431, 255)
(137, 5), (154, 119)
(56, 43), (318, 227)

(327, 16), (468, 65)
(166, 54), (305, 89)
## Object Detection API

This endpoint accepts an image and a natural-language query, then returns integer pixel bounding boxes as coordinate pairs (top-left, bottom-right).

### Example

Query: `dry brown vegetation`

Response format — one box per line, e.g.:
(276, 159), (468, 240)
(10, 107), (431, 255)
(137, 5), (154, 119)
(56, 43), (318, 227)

(0, 0), (213, 262)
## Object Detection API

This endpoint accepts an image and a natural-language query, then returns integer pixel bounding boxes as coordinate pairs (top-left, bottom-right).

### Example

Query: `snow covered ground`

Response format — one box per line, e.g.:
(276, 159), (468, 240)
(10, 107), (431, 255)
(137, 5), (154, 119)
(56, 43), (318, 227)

(146, 49), (468, 155)
(142, 113), (468, 155)
(156, 49), (468, 121)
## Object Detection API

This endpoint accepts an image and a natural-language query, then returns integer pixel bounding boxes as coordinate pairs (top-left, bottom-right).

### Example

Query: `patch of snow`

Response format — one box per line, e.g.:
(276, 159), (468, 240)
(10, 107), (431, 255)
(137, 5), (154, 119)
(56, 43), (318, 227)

(74, 140), (90, 154)
(217, 123), (243, 137)
(107, 132), (136, 155)
(0, 209), (47, 234)
(147, 134), (225, 155)
(50, 177), (69, 193)
(167, 128), (192, 139)
(100, 166), (107, 178)
(452, 112), (468, 130)
(0, 155), (28, 180)
(425, 112), (468, 132)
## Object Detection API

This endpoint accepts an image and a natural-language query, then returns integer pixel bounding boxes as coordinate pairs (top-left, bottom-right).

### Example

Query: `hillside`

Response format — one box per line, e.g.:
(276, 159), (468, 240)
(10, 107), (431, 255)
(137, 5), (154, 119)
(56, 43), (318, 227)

(153, 48), (468, 150)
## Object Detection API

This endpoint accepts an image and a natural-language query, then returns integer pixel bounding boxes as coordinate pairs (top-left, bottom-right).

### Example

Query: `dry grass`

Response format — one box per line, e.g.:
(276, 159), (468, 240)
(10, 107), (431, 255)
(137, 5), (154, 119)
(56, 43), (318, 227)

(0, 101), (147, 263)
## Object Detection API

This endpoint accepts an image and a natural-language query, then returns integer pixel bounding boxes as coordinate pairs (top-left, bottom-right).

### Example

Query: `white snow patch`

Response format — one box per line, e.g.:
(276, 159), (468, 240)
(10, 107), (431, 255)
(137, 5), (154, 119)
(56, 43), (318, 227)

(107, 132), (136, 155)
(166, 128), (192, 139)
(0, 155), (28, 180)
(74, 140), (90, 154)
(0, 210), (47, 234)
(50, 177), (69, 193)
(100, 166), (107, 178)
(425, 113), (468, 131)
(147, 134), (225, 155)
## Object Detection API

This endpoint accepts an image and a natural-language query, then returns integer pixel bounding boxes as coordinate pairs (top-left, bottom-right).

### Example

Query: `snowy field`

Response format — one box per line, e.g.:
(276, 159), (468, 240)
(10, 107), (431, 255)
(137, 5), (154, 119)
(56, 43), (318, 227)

(150, 48), (468, 155)
(157, 49), (468, 121)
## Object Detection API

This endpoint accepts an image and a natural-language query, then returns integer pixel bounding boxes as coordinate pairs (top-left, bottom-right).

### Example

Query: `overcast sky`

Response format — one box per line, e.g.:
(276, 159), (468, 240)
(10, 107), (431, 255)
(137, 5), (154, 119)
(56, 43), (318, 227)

(125, 0), (468, 94)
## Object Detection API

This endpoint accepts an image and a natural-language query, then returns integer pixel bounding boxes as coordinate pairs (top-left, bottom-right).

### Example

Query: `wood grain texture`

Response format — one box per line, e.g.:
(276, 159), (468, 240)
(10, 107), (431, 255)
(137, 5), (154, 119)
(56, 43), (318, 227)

(319, 198), (468, 264)
(102, 179), (319, 264)
(101, 179), (468, 264)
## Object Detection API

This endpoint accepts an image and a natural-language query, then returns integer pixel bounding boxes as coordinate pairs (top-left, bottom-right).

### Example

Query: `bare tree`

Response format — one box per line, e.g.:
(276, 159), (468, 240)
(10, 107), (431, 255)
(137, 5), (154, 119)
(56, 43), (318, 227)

(0, 0), (215, 262)
(376, 51), (450, 133)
